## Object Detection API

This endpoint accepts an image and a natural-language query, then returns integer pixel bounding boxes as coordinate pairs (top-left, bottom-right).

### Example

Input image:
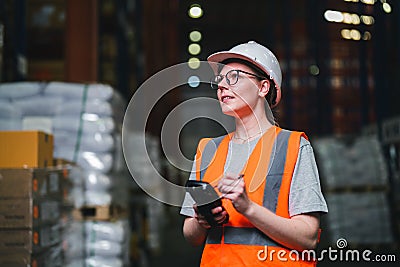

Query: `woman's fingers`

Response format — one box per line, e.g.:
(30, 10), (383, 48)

(217, 173), (244, 194)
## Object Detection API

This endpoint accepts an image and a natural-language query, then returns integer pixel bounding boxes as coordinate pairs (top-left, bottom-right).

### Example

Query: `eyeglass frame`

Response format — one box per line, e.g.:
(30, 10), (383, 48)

(210, 69), (268, 90)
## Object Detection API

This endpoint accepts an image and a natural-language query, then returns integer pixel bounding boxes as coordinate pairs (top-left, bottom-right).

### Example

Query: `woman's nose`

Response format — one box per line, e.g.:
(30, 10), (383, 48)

(218, 78), (230, 91)
(218, 85), (229, 91)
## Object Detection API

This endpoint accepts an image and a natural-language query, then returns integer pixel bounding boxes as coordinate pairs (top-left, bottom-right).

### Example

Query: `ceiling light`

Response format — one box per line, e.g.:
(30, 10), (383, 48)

(188, 43), (201, 55)
(324, 10), (343, 22)
(383, 3), (392, 13)
(188, 57), (201, 69)
(189, 31), (202, 42)
(188, 4), (203, 19)
(188, 75), (200, 88)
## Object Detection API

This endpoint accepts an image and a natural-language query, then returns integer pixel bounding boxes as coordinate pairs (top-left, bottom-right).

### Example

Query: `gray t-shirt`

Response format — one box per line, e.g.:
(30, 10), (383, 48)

(180, 137), (328, 217)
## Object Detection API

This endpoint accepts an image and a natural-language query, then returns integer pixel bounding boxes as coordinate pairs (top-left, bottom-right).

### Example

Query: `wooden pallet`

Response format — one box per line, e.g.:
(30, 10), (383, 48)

(72, 204), (127, 221)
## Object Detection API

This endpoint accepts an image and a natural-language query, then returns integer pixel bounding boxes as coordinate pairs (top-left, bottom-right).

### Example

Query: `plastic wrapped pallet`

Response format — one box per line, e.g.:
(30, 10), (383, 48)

(0, 81), (126, 174)
(62, 221), (85, 265)
(314, 136), (388, 189)
(64, 164), (85, 209)
(0, 81), (44, 98)
(325, 192), (393, 244)
(0, 99), (22, 130)
(85, 219), (131, 267)
(124, 132), (163, 192)
(124, 132), (166, 254)
(314, 134), (394, 246)
(0, 81), (131, 266)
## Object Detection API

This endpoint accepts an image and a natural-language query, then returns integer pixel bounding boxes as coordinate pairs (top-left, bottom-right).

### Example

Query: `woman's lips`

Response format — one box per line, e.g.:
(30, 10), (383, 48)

(221, 95), (235, 103)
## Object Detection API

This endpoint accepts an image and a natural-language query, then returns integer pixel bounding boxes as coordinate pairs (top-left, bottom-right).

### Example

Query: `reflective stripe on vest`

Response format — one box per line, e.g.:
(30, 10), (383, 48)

(207, 226), (282, 247)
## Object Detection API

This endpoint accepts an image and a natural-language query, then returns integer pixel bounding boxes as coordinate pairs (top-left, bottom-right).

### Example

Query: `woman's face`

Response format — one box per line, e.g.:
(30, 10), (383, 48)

(216, 62), (267, 118)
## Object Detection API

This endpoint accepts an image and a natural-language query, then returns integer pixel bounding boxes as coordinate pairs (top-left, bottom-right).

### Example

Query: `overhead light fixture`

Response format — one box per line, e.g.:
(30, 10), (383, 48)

(362, 31), (372, 40)
(361, 0), (375, 5)
(188, 57), (201, 69)
(324, 10), (344, 22)
(325, 10), (375, 25)
(188, 4), (203, 19)
(340, 28), (367, 41)
(189, 30), (202, 42)
(360, 15), (375, 25)
(383, 2), (392, 13)
(188, 43), (201, 55)
(309, 65), (320, 76)
(188, 75), (200, 88)
(341, 29), (352, 39)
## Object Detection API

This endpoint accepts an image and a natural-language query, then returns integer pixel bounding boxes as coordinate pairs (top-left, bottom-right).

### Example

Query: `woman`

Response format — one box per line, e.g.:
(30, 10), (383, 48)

(180, 41), (328, 266)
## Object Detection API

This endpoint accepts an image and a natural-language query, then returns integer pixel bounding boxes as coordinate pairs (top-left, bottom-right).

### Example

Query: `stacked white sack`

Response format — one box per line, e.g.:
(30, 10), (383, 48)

(314, 135), (393, 245)
(0, 82), (66, 132)
(0, 82), (44, 130)
(124, 132), (165, 253)
(44, 82), (125, 174)
(84, 220), (131, 267)
(0, 81), (131, 266)
(44, 82), (130, 267)
(62, 221), (85, 266)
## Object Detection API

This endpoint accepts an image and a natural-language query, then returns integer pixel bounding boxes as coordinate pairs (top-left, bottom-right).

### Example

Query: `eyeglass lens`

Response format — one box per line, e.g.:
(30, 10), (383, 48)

(210, 70), (240, 89)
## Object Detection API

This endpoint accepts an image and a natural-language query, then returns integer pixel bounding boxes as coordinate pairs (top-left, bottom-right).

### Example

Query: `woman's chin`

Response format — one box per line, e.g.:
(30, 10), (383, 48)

(221, 109), (239, 118)
(220, 105), (235, 116)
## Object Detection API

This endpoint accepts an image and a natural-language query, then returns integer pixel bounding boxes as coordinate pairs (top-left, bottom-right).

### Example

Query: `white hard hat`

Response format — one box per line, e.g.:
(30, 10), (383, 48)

(207, 41), (282, 106)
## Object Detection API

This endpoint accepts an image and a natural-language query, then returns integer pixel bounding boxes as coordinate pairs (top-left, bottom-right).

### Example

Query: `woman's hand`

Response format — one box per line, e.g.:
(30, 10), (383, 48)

(217, 173), (251, 214)
(193, 204), (228, 228)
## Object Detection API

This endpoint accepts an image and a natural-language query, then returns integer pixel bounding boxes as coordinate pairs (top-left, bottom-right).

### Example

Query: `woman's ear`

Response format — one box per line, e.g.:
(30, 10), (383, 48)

(258, 79), (270, 98)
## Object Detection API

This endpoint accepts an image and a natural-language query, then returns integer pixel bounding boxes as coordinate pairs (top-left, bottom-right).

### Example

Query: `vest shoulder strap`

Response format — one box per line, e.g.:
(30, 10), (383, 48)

(195, 135), (226, 181)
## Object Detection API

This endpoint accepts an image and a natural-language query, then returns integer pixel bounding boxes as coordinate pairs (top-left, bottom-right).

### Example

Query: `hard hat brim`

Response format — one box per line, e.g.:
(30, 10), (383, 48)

(207, 51), (266, 74)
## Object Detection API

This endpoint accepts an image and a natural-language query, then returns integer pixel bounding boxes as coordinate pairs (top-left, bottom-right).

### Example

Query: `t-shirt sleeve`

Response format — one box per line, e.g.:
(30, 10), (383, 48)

(289, 137), (328, 217)
(180, 156), (197, 217)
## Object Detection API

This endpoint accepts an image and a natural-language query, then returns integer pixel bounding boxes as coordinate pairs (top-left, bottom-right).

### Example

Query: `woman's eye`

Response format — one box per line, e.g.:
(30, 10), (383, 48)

(230, 73), (238, 80)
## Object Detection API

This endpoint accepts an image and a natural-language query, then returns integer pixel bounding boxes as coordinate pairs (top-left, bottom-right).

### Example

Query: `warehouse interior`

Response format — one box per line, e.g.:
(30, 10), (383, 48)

(0, 0), (400, 266)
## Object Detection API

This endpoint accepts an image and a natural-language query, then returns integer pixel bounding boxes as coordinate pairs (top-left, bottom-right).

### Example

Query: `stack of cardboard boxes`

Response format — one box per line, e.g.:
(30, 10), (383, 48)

(0, 130), (72, 266)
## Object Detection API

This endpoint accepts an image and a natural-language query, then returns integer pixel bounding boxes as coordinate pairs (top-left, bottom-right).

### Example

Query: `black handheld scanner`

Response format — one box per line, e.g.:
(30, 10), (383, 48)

(185, 180), (229, 227)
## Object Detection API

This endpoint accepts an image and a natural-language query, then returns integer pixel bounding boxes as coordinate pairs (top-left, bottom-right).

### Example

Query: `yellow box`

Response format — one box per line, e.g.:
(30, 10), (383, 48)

(0, 131), (53, 168)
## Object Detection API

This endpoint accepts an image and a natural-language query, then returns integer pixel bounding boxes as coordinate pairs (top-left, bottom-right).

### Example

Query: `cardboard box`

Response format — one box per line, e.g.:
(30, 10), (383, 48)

(0, 168), (67, 199)
(0, 131), (53, 168)
(0, 198), (61, 228)
(0, 252), (31, 267)
(0, 245), (63, 267)
(0, 225), (62, 254)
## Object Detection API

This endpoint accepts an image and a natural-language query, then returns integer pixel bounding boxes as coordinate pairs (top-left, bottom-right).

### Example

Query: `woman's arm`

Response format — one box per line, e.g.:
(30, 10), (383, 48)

(183, 205), (228, 246)
(183, 217), (208, 246)
(218, 175), (320, 251)
(244, 202), (320, 250)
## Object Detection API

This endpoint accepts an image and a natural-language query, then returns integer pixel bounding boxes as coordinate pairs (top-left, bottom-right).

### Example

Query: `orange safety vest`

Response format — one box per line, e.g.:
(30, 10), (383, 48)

(195, 126), (317, 267)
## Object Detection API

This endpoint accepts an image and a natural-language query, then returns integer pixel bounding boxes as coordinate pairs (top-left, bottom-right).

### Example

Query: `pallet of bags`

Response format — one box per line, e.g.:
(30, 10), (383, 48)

(325, 191), (393, 245)
(314, 135), (394, 247)
(0, 81), (132, 265)
(84, 219), (131, 267)
(0, 81), (125, 173)
(0, 82), (44, 131)
(313, 135), (388, 190)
